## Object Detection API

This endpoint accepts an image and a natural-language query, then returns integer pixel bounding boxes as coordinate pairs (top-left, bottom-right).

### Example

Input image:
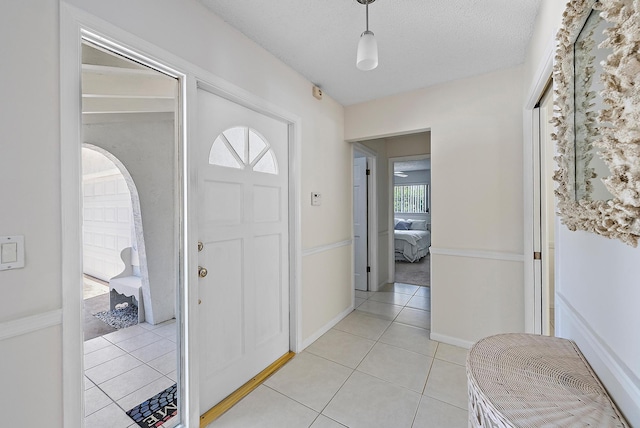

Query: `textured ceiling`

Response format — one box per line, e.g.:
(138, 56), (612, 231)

(200, 0), (542, 106)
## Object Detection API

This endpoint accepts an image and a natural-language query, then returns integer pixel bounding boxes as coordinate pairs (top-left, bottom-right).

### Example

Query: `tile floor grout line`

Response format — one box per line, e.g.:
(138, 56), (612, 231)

(316, 366), (359, 424)
(410, 394), (426, 428)
(260, 384), (324, 420)
(421, 343), (438, 395)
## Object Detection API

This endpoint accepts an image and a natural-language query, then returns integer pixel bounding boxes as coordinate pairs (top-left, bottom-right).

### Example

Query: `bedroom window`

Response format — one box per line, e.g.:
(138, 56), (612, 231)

(394, 184), (429, 213)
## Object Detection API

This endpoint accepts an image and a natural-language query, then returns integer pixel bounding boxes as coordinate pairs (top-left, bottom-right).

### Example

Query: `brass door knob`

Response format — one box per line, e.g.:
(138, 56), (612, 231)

(198, 241), (204, 252)
(198, 266), (208, 278)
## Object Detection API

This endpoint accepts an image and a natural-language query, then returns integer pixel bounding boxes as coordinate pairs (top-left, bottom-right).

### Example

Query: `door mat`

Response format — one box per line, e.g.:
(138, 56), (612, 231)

(127, 383), (177, 428)
(94, 304), (138, 330)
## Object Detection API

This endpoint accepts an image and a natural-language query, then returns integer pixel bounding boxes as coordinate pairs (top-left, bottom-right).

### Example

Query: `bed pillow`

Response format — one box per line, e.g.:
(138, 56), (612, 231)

(394, 220), (412, 230)
(409, 220), (428, 230)
(394, 218), (404, 227)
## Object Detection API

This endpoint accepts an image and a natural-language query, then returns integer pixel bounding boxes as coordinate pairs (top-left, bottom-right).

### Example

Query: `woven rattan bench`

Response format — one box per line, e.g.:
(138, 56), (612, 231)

(466, 333), (629, 427)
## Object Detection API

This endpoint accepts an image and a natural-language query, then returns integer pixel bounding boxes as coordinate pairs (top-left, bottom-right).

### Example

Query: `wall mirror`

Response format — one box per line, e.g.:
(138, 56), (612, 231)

(553, 0), (640, 246)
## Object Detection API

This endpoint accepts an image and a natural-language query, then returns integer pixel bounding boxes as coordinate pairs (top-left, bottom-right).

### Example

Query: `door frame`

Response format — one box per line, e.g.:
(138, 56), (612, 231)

(60, 8), (189, 426)
(60, 4), (302, 427)
(523, 37), (555, 334)
(194, 80), (300, 411)
(352, 143), (378, 292)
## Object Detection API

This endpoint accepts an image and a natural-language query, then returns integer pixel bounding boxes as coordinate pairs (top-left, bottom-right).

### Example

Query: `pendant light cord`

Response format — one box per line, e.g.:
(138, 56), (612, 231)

(366, 0), (370, 32)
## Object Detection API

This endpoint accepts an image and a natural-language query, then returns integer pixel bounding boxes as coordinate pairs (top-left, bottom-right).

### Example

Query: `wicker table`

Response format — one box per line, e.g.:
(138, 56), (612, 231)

(466, 333), (629, 427)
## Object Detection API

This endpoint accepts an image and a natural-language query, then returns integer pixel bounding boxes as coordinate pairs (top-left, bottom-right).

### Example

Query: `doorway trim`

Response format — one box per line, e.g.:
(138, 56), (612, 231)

(352, 143), (378, 292)
(523, 37), (555, 335)
(60, 6), (189, 426)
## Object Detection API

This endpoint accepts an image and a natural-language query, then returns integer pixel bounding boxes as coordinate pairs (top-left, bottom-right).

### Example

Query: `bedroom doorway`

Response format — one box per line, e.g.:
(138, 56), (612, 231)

(391, 156), (431, 287)
(352, 144), (378, 293)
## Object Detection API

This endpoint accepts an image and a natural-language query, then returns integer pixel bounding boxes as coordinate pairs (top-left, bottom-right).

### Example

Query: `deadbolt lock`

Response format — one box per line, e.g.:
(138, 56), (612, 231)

(198, 241), (204, 252)
(198, 266), (208, 278)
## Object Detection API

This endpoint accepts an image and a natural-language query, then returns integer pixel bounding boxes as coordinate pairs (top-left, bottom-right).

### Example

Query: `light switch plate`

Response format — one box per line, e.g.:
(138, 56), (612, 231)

(311, 192), (322, 206)
(0, 235), (25, 271)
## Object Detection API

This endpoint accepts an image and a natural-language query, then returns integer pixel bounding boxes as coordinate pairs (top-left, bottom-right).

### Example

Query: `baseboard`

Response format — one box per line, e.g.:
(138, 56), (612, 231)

(300, 305), (354, 351)
(430, 331), (474, 350)
(556, 293), (640, 426)
(0, 309), (63, 341)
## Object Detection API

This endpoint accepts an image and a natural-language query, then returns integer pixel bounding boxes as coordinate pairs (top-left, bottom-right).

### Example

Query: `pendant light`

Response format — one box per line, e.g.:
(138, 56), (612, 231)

(356, 0), (378, 71)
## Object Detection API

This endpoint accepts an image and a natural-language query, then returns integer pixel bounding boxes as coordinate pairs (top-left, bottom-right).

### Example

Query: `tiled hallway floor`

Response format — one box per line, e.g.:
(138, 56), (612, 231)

(83, 319), (178, 428)
(207, 283), (469, 428)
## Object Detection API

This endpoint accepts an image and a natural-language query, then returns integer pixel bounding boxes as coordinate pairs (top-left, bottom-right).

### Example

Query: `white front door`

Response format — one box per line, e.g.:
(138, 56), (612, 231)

(197, 87), (290, 412)
(353, 156), (368, 291)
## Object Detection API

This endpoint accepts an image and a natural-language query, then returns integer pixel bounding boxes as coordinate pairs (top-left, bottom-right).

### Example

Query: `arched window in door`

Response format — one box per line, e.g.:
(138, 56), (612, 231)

(209, 126), (278, 175)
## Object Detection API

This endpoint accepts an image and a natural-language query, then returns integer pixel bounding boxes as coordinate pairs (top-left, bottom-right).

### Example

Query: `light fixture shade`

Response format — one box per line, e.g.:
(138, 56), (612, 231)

(356, 30), (378, 71)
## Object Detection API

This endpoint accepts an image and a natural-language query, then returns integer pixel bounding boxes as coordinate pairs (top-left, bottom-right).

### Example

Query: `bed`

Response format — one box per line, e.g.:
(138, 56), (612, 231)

(394, 218), (430, 262)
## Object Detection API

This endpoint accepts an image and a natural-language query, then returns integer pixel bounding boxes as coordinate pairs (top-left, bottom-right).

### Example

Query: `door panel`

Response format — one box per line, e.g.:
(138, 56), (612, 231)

(197, 88), (290, 412)
(200, 239), (244, 373)
(254, 233), (283, 345)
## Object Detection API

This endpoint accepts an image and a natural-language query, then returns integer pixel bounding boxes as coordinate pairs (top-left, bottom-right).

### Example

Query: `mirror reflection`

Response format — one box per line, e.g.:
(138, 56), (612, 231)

(573, 7), (614, 201)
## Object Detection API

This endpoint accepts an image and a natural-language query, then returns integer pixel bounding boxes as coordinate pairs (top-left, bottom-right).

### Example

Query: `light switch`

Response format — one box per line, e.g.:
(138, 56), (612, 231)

(0, 236), (24, 271)
(311, 192), (322, 206)
(1, 242), (17, 263)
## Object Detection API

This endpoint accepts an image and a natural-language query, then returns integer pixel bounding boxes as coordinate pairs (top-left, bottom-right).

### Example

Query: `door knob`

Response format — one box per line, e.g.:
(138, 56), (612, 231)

(198, 266), (208, 278)
(198, 241), (204, 252)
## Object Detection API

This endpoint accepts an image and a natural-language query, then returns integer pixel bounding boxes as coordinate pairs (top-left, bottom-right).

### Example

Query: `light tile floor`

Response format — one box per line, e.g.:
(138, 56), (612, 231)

(207, 283), (469, 428)
(84, 319), (178, 428)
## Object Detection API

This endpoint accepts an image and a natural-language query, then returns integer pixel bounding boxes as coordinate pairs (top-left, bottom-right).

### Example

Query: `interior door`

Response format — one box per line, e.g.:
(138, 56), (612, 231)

(533, 83), (555, 336)
(353, 155), (368, 291)
(539, 86), (555, 335)
(197, 87), (290, 412)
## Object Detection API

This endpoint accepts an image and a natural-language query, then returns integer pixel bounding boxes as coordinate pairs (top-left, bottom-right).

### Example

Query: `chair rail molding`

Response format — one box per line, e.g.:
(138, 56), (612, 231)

(302, 239), (353, 257)
(429, 247), (525, 263)
(0, 310), (63, 341)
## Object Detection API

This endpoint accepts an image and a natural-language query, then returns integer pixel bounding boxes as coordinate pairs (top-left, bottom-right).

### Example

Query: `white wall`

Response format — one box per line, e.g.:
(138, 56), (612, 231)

(0, 1), (350, 425)
(523, 1), (640, 424)
(0, 1), (64, 422)
(387, 133), (432, 158)
(347, 67), (526, 347)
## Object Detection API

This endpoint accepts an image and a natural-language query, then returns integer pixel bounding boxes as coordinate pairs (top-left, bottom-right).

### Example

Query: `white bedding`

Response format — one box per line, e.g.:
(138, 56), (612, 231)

(394, 229), (430, 262)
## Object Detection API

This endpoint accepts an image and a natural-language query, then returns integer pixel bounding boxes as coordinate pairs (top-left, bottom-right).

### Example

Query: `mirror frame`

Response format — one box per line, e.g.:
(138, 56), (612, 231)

(552, 0), (640, 247)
